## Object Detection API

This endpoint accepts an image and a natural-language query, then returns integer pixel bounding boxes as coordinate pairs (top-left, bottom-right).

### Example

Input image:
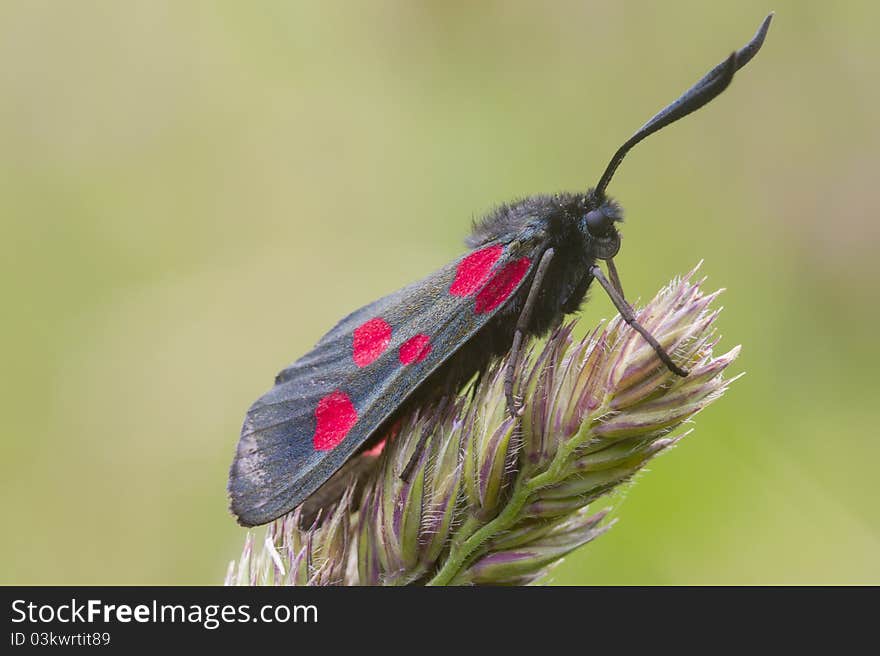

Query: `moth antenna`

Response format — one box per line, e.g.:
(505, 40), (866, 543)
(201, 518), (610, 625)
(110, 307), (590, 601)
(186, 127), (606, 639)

(594, 12), (773, 197)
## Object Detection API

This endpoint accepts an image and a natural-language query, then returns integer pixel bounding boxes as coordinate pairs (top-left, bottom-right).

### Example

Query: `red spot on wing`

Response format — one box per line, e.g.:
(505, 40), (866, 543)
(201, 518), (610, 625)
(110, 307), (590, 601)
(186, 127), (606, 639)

(313, 391), (358, 451)
(353, 317), (392, 367)
(360, 417), (400, 458)
(399, 333), (432, 364)
(362, 438), (386, 457)
(450, 245), (504, 296)
(475, 258), (532, 314)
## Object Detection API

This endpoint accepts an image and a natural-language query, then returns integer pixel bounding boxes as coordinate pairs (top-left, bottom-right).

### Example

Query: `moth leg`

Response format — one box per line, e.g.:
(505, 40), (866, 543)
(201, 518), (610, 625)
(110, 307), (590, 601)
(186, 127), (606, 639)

(606, 257), (625, 297)
(589, 264), (689, 377)
(506, 248), (556, 417)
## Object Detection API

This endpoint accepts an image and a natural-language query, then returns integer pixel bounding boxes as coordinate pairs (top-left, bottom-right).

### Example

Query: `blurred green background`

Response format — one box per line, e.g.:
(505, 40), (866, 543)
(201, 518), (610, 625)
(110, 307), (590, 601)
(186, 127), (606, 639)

(2, 1), (878, 585)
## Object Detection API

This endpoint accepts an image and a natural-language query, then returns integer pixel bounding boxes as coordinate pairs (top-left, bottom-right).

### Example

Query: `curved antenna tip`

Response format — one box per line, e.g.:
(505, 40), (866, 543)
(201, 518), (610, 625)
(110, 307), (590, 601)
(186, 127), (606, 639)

(593, 13), (774, 197)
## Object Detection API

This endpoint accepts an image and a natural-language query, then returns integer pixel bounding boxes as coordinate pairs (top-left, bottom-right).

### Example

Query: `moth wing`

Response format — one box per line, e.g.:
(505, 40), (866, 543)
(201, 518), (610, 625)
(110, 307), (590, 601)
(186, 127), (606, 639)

(229, 238), (547, 526)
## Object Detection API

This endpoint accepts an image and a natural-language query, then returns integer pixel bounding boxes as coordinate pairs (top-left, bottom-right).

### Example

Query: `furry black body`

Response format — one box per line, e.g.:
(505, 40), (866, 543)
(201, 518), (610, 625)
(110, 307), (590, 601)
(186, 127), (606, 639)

(416, 192), (620, 402)
(228, 15), (772, 527)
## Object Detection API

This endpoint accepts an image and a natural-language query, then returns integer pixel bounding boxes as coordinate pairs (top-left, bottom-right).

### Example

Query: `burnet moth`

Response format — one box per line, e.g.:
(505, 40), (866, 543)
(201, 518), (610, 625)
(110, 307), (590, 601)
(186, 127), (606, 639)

(229, 14), (772, 527)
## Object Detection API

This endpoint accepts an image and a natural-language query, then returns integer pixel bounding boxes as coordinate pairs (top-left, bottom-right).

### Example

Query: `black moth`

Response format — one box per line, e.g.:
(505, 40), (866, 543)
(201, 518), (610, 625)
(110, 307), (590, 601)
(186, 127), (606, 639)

(229, 15), (772, 527)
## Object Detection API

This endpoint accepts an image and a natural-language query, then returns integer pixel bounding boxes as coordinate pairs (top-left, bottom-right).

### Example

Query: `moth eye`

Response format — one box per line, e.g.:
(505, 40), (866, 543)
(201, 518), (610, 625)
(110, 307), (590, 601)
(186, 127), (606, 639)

(585, 209), (614, 238)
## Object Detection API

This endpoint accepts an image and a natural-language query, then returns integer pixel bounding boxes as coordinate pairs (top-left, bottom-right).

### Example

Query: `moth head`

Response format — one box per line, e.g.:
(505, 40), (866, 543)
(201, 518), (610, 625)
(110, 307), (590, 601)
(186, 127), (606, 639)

(585, 198), (622, 239)
(581, 193), (622, 259)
